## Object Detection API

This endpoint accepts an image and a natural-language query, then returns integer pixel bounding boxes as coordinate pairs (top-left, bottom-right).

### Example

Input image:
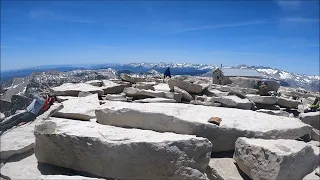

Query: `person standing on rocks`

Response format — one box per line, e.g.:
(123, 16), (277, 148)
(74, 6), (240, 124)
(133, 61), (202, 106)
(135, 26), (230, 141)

(163, 68), (171, 82)
(0, 93), (50, 133)
(164, 68), (171, 79)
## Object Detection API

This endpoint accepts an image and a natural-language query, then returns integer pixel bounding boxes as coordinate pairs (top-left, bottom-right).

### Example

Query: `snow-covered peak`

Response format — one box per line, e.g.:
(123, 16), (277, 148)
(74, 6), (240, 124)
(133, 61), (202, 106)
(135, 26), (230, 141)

(248, 67), (319, 92)
(256, 68), (279, 75)
(126, 62), (216, 70)
(147, 69), (161, 75)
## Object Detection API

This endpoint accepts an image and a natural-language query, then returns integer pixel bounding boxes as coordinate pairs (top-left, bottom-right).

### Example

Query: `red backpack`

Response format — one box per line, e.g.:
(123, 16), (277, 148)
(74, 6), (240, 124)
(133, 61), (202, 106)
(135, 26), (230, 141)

(40, 97), (55, 114)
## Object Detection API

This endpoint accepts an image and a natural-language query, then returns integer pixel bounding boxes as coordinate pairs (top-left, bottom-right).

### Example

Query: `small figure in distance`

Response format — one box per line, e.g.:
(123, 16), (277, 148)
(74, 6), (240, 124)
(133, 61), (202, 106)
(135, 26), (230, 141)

(163, 67), (171, 82)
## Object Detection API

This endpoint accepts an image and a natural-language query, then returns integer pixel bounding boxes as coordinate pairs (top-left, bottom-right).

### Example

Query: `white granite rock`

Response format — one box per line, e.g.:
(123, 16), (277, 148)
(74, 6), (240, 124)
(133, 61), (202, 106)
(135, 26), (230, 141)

(211, 96), (252, 110)
(211, 85), (258, 97)
(123, 87), (165, 98)
(96, 101), (312, 152)
(256, 109), (290, 117)
(51, 83), (104, 96)
(0, 103), (63, 160)
(0, 113), (5, 121)
(311, 128), (320, 142)
(264, 80), (281, 92)
(234, 137), (320, 180)
(210, 96), (237, 107)
(277, 97), (301, 108)
(120, 73), (145, 83)
(228, 77), (259, 89)
(206, 157), (249, 180)
(85, 80), (103, 87)
(255, 104), (281, 110)
(190, 96), (221, 107)
(37, 175), (104, 180)
(190, 100), (221, 107)
(308, 140), (320, 147)
(78, 91), (92, 97)
(195, 95), (207, 101)
(53, 94), (99, 121)
(56, 96), (79, 103)
(168, 79), (208, 94)
(230, 96), (253, 110)
(101, 80), (131, 94)
(299, 112), (320, 130)
(34, 118), (212, 180)
(229, 77), (280, 92)
(1, 123), (36, 160)
(132, 82), (157, 90)
(133, 98), (176, 103)
(1, 153), (71, 180)
(231, 86), (259, 95)
(154, 83), (171, 92)
(205, 89), (229, 97)
(174, 86), (193, 102)
(303, 167), (320, 180)
(246, 94), (279, 105)
(123, 87), (181, 102)
(163, 91), (182, 102)
(102, 94), (128, 102)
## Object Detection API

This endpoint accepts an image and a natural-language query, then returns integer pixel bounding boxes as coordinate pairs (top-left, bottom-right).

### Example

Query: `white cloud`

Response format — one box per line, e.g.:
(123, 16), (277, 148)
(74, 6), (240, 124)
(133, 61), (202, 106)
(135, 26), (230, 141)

(301, 43), (319, 48)
(29, 10), (93, 24)
(276, 1), (301, 9)
(94, 45), (119, 49)
(15, 37), (34, 41)
(253, 36), (320, 48)
(210, 50), (270, 56)
(281, 17), (319, 23)
(171, 20), (270, 34)
(29, 10), (56, 18)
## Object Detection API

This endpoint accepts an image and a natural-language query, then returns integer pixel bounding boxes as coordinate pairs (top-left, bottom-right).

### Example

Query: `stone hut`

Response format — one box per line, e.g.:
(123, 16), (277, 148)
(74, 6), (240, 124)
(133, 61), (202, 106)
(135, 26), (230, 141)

(212, 68), (261, 85)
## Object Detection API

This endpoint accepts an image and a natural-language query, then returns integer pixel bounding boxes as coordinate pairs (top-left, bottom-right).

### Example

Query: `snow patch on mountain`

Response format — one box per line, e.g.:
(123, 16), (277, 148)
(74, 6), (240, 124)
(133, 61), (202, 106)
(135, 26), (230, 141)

(278, 71), (293, 79)
(147, 69), (161, 75)
(234, 65), (319, 92)
(127, 62), (216, 70)
(256, 68), (278, 75)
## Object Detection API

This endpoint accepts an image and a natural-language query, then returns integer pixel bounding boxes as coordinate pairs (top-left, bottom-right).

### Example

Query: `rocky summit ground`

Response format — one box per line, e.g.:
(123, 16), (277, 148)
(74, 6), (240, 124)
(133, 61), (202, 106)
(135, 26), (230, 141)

(0, 73), (319, 180)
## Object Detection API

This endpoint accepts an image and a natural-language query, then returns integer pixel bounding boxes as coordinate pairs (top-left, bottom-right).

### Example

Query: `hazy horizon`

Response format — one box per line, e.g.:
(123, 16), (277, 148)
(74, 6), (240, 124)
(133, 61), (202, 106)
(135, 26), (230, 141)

(1, 1), (319, 75)
(2, 62), (319, 77)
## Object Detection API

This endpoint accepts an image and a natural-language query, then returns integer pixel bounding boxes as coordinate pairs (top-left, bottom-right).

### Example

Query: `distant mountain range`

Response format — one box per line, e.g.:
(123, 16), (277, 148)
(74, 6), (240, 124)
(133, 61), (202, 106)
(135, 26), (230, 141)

(1, 62), (319, 92)
(233, 64), (319, 92)
(1, 63), (213, 81)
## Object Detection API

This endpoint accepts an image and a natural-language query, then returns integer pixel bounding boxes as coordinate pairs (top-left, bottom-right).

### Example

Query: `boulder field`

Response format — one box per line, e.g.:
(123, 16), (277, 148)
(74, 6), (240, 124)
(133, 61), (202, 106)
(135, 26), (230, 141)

(96, 101), (311, 152)
(2, 74), (319, 180)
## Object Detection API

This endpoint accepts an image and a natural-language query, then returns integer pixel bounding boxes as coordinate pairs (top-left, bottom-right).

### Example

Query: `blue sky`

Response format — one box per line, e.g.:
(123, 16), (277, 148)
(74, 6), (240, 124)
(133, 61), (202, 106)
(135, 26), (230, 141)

(1, 1), (319, 75)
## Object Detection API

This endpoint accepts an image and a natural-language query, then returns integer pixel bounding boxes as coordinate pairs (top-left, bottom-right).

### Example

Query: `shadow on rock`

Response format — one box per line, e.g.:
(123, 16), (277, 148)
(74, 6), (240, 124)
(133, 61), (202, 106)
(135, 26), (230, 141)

(211, 150), (234, 158)
(234, 162), (252, 180)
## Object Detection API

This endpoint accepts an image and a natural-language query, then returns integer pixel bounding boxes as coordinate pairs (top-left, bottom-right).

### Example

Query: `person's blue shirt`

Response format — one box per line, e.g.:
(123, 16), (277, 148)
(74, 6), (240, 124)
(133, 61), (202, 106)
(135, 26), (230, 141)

(26, 94), (45, 115)
(164, 68), (171, 78)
